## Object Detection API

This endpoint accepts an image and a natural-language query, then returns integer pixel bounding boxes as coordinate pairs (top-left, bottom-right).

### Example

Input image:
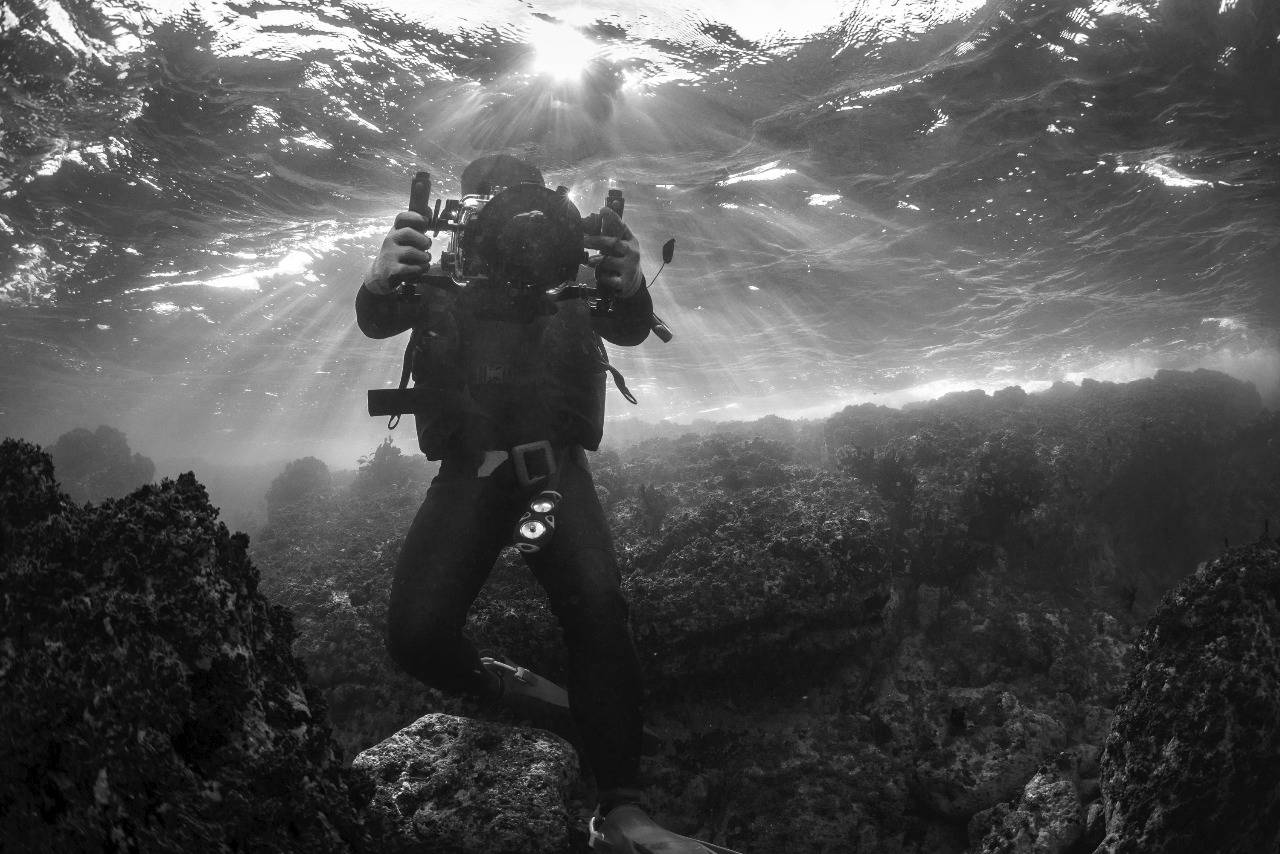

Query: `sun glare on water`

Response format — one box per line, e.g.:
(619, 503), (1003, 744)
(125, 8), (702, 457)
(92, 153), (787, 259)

(528, 18), (600, 79)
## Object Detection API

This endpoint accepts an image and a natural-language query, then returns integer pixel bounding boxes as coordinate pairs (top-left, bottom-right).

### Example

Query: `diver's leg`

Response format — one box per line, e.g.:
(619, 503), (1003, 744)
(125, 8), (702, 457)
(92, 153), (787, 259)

(524, 450), (644, 804)
(385, 469), (516, 698)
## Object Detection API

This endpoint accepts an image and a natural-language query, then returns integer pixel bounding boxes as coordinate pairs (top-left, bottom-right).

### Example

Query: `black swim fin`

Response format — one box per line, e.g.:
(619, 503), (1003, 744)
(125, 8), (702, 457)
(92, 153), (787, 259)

(481, 657), (575, 738)
(481, 657), (663, 755)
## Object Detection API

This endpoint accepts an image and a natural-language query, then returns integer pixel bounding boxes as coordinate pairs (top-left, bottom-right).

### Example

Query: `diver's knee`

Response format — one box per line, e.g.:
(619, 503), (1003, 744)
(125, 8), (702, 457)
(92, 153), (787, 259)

(586, 582), (631, 624)
(558, 554), (632, 627)
(385, 612), (448, 676)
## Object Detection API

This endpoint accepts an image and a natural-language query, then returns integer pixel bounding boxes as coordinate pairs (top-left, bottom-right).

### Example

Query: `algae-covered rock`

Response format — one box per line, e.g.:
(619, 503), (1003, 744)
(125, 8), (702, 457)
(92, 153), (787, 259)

(827, 368), (1280, 610)
(0, 438), (376, 852)
(905, 689), (1066, 819)
(1, 437), (68, 541)
(352, 713), (577, 854)
(620, 469), (896, 695)
(969, 750), (1092, 854)
(867, 574), (1120, 826)
(246, 370), (1280, 854)
(1097, 540), (1280, 853)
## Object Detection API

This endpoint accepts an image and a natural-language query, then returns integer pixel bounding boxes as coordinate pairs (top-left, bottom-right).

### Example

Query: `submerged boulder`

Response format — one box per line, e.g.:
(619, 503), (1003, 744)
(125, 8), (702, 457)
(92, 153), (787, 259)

(968, 748), (1098, 854)
(352, 713), (577, 854)
(1097, 540), (1280, 853)
(0, 439), (375, 852)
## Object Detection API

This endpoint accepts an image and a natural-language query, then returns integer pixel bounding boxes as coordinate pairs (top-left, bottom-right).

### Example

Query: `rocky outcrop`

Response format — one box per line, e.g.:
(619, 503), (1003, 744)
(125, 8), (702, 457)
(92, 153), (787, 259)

(1096, 541), (1280, 853)
(0, 439), (377, 852)
(617, 467), (898, 695)
(246, 369), (1280, 854)
(353, 714), (578, 854)
(827, 369), (1278, 610)
(968, 748), (1101, 854)
(20, 367), (1280, 854)
(907, 689), (1067, 820)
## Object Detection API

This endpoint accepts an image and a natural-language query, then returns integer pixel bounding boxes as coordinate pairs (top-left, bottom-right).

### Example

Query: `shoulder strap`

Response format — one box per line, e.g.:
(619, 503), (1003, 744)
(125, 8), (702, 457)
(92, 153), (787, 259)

(387, 328), (424, 430)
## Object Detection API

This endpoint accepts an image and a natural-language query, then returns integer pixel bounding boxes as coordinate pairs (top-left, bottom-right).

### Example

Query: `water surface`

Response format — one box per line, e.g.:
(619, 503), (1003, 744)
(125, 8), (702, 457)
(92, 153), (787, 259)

(2, 0), (1277, 463)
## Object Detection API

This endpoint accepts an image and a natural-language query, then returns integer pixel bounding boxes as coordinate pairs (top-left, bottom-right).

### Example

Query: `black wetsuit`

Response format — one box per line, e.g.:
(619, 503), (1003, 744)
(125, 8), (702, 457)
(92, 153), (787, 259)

(355, 281), (651, 800)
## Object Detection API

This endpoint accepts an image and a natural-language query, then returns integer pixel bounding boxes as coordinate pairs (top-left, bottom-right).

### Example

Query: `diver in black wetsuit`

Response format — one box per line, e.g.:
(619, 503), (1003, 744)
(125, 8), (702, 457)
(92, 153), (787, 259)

(357, 154), (728, 853)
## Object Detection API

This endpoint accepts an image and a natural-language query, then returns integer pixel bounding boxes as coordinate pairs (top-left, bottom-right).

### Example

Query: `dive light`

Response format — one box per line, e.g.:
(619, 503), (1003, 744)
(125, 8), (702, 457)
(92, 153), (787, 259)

(514, 489), (563, 554)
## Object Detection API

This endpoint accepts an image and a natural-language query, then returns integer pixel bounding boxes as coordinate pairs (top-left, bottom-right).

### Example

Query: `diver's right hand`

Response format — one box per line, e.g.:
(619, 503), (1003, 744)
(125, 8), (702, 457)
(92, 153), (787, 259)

(362, 210), (432, 295)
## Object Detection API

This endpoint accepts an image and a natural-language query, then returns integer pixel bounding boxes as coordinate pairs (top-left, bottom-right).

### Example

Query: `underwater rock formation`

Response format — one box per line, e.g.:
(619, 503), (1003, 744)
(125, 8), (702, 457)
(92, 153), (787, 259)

(827, 368), (1277, 610)
(0, 438), (376, 852)
(48, 424), (156, 503)
(1096, 540), (1280, 853)
(16, 367), (1278, 853)
(906, 688), (1067, 820)
(353, 713), (578, 854)
(249, 369), (1280, 854)
(968, 748), (1100, 854)
(617, 467), (898, 695)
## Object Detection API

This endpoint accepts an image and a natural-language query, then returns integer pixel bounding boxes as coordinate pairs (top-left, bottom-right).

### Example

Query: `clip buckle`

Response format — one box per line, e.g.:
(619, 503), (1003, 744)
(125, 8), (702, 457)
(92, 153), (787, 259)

(511, 440), (556, 487)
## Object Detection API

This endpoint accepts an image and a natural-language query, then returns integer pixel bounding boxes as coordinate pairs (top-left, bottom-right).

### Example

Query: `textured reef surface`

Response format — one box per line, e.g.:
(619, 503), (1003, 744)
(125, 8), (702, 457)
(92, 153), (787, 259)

(1098, 540), (1280, 853)
(0, 439), (377, 852)
(354, 713), (578, 854)
(253, 369), (1280, 852)
(5, 369), (1280, 852)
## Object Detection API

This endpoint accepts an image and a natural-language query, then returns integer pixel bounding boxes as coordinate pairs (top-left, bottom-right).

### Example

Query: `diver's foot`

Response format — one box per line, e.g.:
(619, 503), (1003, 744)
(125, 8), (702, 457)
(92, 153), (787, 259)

(479, 657), (664, 755)
(589, 805), (734, 854)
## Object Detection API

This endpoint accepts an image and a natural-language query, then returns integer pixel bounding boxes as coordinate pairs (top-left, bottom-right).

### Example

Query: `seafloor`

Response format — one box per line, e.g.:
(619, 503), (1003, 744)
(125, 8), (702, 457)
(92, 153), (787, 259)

(4, 368), (1280, 853)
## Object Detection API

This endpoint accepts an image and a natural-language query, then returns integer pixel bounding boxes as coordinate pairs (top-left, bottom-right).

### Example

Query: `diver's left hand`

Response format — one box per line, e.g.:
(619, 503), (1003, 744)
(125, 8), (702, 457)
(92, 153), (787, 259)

(583, 207), (644, 298)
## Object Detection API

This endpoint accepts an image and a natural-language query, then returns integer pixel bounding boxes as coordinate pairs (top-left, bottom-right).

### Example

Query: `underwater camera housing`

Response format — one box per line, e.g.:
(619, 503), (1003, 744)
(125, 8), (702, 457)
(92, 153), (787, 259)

(399, 171), (587, 320)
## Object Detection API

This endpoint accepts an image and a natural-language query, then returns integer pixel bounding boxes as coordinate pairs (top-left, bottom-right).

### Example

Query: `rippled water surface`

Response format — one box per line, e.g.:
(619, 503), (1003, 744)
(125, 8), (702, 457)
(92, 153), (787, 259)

(2, 0), (1278, 462)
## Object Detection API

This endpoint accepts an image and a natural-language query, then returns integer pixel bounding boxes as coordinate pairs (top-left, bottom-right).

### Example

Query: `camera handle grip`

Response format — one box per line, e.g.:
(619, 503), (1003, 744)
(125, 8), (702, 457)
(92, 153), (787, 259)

(582, 291), (673, 343)
(408, 172), (432, 225)
(389, 171), (435, 298)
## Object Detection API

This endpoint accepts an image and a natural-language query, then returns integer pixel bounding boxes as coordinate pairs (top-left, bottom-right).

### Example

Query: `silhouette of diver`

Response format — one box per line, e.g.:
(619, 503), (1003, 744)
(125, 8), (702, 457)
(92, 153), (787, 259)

(357, 154), (734, 852)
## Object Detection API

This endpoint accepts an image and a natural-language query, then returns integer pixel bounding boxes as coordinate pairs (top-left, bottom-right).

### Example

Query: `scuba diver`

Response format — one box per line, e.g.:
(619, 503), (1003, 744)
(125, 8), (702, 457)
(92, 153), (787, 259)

(357, 154), (733, 854)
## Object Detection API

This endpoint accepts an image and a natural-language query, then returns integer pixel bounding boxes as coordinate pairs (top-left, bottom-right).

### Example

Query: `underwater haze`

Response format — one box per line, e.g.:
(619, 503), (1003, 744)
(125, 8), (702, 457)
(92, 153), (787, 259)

(2, 0), (1279, 466)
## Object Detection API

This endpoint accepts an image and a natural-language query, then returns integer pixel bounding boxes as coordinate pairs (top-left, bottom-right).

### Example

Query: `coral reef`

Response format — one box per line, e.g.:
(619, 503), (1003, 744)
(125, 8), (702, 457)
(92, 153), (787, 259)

(1097, 541), (1280, 853)
(239, 369), (1280, 852)
(0, 439), (378, 852)
(353, 713), (578, 854)
(48, 424), (155, 504)
(266, 455), (333, 516)
(968, 748), (1100, 854)
(7, 368), (1280, 852)
(827, 369), (1277, 607)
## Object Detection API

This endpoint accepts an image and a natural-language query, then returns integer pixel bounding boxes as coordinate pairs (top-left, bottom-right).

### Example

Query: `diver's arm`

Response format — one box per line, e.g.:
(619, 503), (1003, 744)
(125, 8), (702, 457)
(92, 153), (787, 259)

(355, 210), (433, 339)
(355, 284), (416, 339)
